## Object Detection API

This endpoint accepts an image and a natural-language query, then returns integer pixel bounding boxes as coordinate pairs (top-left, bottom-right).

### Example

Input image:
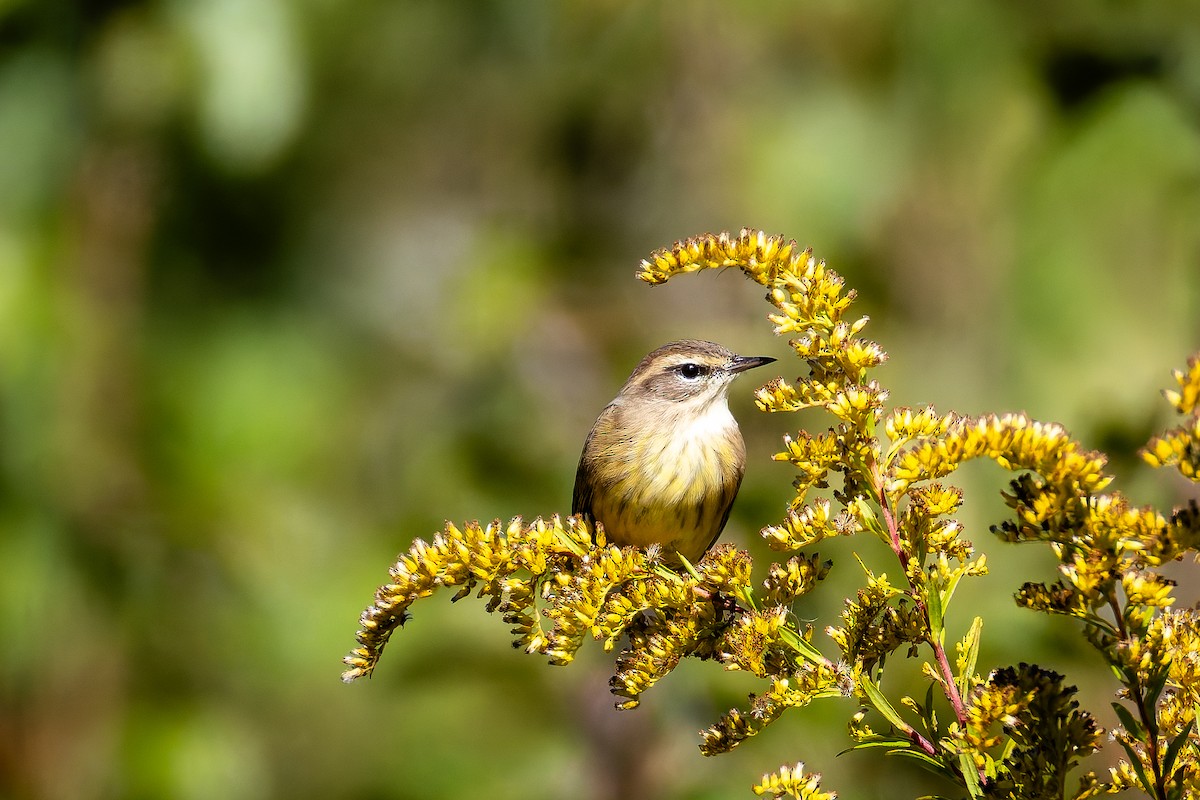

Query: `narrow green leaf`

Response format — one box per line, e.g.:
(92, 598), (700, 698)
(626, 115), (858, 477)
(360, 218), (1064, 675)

(926, 585), (945, 645)
(959, 752), (985, 799)
(734, 583), (759, 613)
(1144, 671), (1169, 716)
(957, 616), (982, 696)
(838, 737), (916, 755)
(676, 554), (704, 583)
(997, 736), (1017, 769)
(1111, 702), (1146, 740)
(1082, 611), (1119, 637)
(778, 627), (828, 665)
(861, 673), (909, 732)
(854, 496), (885, 538)
(923, 682), (937, 733)
(941, 568), (964, 613)
(852, 552), (890, 591)
(1162, 719), (1196, 784)
(936, 568), (964, 638)
(887, 748), (957, 780)
(1115, 736), (1155, 795)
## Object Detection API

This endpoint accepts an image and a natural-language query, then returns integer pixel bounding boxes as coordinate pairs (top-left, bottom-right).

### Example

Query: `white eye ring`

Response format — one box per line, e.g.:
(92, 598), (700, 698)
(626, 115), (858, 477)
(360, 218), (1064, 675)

(678, 363), (703, 380)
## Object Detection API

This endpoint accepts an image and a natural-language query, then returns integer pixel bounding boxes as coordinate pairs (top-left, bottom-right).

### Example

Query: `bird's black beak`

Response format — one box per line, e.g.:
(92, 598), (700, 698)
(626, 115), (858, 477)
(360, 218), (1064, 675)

(728, 354), (776, 374)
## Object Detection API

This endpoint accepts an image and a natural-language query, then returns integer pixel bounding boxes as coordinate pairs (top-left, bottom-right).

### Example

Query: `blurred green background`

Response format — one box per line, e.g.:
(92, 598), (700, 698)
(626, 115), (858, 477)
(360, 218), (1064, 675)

(2, 1), (1199, 798)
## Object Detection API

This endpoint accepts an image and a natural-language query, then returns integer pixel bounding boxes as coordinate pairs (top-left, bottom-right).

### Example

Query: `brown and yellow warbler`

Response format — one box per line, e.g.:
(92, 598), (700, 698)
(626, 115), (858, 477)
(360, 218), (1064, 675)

(572, 340), (775, 565)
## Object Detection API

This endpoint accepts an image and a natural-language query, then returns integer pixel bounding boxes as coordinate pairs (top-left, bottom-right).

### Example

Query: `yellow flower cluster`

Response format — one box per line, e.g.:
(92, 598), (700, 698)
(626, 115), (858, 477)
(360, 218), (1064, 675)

(542, 543), (650, 665)
(899, 483), (971, 562)
(762, 555), (832, 607)
(1142, 354), (1200, 480)
(775, 319), (884, 385)
(610, 600), (719, 710)
(826, 568), (925, 669)
(1166, 356), (1200, 414)
(1111, 610), (1200, 724)
(1013, 580), (1090, 618)
(761, 500), (841, 550)
(636, 228), (799, 286)
(995, 451), (1199, 640)
(608, 545), (756, 709)
(1161, 609), (1200, 706)
(1106, 610), (1200, 797)
(951, 665), (1102, 793)
(700, 668), (845, 757)
(343, 229), (1200, 800)
(720, 607), (795, 678)
(956, 675), (1030, 756)
(887, 413), (1111, 496)
(752, 762), (837, 800)
(1120, 570), (1176, 609)
(884, 406), (958, 445)
(341, 516), (541, 682)
(342, 515), (754, 699)
(772, 431), (843, 494)
(1141, 499), (1200, 566)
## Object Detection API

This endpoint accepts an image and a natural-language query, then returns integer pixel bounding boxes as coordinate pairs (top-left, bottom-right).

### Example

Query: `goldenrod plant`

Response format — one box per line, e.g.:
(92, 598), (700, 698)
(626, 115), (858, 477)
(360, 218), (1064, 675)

(342, 229), (1200, 800)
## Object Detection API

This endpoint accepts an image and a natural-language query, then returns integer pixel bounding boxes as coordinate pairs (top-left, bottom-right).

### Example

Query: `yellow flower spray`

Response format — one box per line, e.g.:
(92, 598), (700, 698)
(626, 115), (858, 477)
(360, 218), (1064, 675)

(344, 229), (1200, 800)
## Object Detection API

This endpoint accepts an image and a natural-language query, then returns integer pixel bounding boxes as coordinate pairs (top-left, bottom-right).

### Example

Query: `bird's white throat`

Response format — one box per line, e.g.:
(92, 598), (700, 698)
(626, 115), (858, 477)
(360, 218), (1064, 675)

(665, 392), (738, 444)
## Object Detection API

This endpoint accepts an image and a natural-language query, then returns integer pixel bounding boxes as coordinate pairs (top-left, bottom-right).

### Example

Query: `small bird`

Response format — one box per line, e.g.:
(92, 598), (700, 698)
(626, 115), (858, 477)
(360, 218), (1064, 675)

(572, 340), (776, 565)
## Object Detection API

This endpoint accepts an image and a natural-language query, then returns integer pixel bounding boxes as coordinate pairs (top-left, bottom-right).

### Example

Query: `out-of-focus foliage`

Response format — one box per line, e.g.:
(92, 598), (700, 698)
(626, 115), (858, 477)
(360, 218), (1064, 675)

(2, 2), (1198, 799)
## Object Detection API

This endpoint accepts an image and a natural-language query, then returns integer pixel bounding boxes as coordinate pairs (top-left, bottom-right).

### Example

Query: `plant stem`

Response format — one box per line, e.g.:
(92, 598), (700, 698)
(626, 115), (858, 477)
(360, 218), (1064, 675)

(898, 720), (940, 760)
(880, 501), (910, 572)
(875, 478), (987, 789)
(1109, 594), (1168, 800)
(878, 488), (967, 725)
(932, 638), (966, 721)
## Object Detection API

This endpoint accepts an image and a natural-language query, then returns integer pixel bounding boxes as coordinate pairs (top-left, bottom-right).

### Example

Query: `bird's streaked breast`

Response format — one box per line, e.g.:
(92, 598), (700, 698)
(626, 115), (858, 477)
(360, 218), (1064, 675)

(584, 396), (746, 563)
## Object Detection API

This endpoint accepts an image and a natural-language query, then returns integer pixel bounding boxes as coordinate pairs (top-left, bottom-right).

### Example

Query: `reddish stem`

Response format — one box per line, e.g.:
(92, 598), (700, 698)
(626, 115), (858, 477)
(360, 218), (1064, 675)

(897, 720), (940, 759)
(880, 503), (910, 572)
(878, 485), (968, 725)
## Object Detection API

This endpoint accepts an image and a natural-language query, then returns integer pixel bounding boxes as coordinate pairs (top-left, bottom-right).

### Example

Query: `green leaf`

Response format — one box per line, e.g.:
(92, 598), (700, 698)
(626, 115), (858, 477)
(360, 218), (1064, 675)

(1143, 670), (1169, 717)
(853, 497), (890, 547)
(1081, 611), (1119, 637)
(1115, 736), (1155, 795)
(1111, 702), (1146, 740)
(957, 616), (982, 696)
(838, 736), (916, 755)
(926, 585), (945, 645)
(676, 553), (705, 583)
(997, 736), (1017, 769)
(1162, 719), (1195, 787)
(861, 673), (909, 732)
(941, 567), (965, 614)
(959, 752), (985, 799)
(778, 627), (828, 665)
(923, 682), (938, 733)
(887, 748), (957, 781)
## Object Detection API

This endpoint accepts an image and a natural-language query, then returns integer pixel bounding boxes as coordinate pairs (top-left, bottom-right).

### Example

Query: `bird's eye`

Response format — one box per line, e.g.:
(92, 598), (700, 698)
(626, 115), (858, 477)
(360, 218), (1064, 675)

(678, 363), (705, 379)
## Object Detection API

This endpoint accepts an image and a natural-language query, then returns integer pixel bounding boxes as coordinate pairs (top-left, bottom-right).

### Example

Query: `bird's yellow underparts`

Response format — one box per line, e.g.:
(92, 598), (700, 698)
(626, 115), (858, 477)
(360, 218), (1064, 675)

(572, 340), (774, 565)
